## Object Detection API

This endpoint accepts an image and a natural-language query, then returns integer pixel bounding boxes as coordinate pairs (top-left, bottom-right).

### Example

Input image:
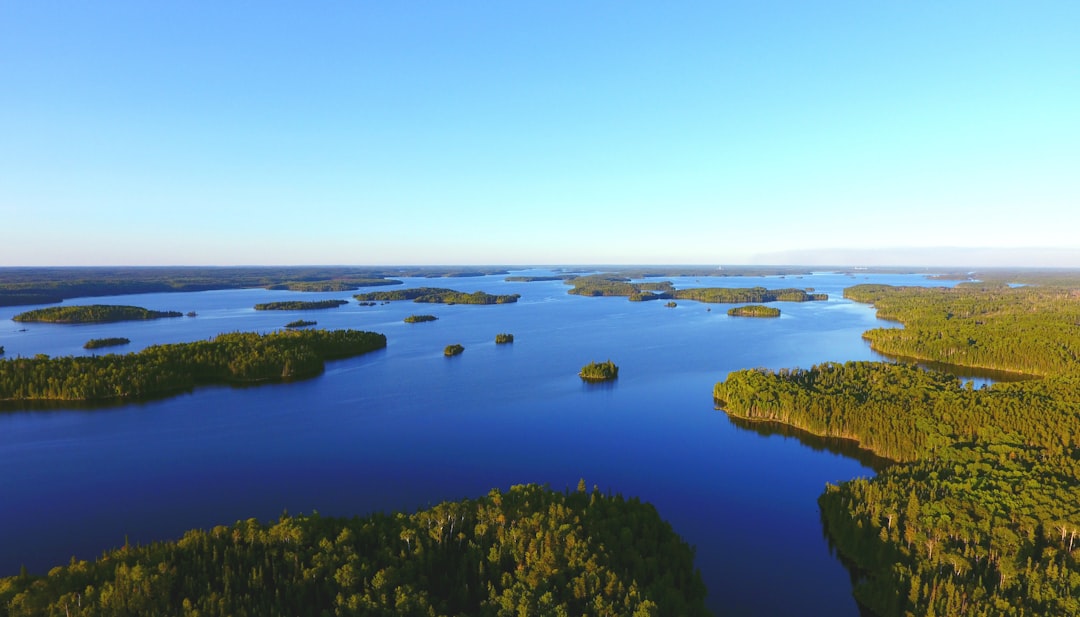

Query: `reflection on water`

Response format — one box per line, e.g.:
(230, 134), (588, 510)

(724, 413), (892, 473)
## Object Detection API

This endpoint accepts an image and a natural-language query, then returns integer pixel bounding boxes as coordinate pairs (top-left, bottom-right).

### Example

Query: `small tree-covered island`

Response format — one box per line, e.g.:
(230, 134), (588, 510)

(83, 337), (131, 350)
(0, 483), (708, 617)
(0, 329), (386, 402)
(495, 333), (514, 344)
(355, 287), (520, 305)
(580, 360), (619, 382)
(284, 319), (317, 329)
(727, 305), (780, 317)
(714, 281), (1080, 617)
(404, 314), (438, 323)
(13, 305), (183, 324)
(444, 343), (465, 356)
(253, 299), (348, 311)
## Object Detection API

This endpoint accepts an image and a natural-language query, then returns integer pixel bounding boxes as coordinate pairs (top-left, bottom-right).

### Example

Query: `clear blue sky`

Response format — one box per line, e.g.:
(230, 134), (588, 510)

(2, 2), (1078, 267)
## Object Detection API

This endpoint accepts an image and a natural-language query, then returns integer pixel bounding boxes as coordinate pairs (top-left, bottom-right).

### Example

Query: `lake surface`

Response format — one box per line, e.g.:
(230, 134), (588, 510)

(0, 271), (958, 615)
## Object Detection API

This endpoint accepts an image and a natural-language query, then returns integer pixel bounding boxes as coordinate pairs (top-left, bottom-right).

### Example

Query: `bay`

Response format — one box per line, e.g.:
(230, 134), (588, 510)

(0, 271), (957, 615)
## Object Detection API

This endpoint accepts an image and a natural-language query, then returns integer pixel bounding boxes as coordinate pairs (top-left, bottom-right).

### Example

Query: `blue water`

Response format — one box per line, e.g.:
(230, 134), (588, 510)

(0, 271), (951, 615)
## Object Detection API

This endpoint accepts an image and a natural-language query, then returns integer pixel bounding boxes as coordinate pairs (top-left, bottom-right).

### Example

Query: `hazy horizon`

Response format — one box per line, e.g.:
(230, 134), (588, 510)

(3, 3), (1078, 267)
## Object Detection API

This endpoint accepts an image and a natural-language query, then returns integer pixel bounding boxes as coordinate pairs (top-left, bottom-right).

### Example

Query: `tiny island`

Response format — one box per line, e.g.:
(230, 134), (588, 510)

(580, 360), (618, 382)
(444, 344), (464, 356)
(13, 305), (183, 324)
(284, 319), (317, 328)
(727, 305), (781, 317)
(404, 315), (438, 323)
(84, 337), (131, 350)
(495, 333), (514, 344)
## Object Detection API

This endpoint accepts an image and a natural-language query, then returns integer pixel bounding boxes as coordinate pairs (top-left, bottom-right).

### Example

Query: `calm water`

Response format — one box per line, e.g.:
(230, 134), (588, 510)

(0, 271), (954, 615)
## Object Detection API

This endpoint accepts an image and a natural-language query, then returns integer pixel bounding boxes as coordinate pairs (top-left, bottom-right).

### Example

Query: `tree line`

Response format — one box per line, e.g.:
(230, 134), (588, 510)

(0, 483), (709, 617)
(356, 288), (520, 305)
(253, 300), (348, 311)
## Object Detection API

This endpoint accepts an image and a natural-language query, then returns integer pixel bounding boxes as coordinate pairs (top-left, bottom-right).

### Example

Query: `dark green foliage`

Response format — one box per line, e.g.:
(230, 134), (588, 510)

(404, 314), (438, 323)
(715, 282), (1080, 617)
(0, 484), (708, 617)
(13, 305), (183, 324)
(674, 287), (826, 303)
(726, 305), (780, 317)
(580, 360), (618, 381)
(356, 288), (520, 305)
(0, 346), (4, 356)
(83, 337), (130, 350)
(253, 300), (348, 311)
(495, 333), (514, 344)
(444, 344), (464, 356)
(284, 320), (316, 329)
(0, 329), (386, 402)
(567, 275), (675, 300)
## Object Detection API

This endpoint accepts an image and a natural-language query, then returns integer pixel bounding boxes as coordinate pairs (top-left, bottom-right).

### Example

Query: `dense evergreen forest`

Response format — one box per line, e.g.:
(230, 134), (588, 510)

(0, 483), (709, 617)
(580, 360), (619, 382)
(13, 305), (183, 324)
(355, 288), (520, 305)
(83, 337), (130, 350)
(714, 282), (1080, 616)
(0, 329), (386, 402)
(253, 300), (348, 311)
(726, 305), (780, 317)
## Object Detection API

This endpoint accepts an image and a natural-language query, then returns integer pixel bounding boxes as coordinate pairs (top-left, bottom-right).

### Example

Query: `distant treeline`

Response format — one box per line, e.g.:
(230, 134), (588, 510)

(253, 300), (348, 311)
(0, 329), (386, 402)
(0, 483), (708, 617)
(0, 266), (475, 307)
(504, 275), (577, 282)
(714, 281), (1080, 617)
(566, 276), (826, 304)
(356, 287), (520, 305)
(13, 305), (183, 324)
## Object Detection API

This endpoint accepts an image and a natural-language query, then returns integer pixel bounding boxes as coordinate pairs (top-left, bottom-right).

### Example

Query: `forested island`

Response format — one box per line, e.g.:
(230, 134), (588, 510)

(444, 343), (465, 356)
(727, 305), (780, 317)
(355, 287), (520, 304)
(0, 329), (386, 402)
(580, 360), (619, 382)
(253, 300), (348, 311)
(565, 275), (827, 304)
(713, 281), (1080, 616)
(284, 320), (316, 329)
(495, 333), (514, 344)
(12, 305), (183, 324)
(83, 337), (130, 350)
(0, 483), (708, 617)
(404, 314), (438, 323)
(265, 278), (402, 292)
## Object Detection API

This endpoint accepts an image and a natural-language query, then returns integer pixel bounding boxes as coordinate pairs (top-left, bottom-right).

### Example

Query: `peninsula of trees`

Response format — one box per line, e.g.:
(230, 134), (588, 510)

(714, 281), (1080, 617)
(0, 483), (708, 617)
(580, 360), (619, 382)
(727, 305), (780, 317)
(355, 287), (520, 305)
(12, 305), (183, 324)
(253, 300), (348, 311)
(0, 329), (386, 402)
(83, 337), (130, 350)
